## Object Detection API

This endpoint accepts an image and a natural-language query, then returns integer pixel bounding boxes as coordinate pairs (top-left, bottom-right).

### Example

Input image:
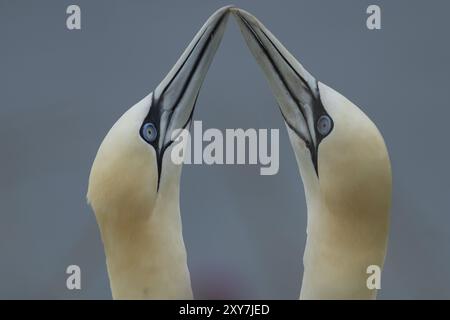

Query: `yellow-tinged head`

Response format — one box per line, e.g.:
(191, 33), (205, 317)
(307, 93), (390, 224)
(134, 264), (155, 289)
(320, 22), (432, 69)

(87, 6), (231, 220)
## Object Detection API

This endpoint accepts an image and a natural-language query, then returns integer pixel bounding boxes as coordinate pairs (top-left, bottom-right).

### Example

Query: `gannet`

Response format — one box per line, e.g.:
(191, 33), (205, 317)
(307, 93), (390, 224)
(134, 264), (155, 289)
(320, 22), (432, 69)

(232, 8), (392, 299)
(87, 7), (230, 299)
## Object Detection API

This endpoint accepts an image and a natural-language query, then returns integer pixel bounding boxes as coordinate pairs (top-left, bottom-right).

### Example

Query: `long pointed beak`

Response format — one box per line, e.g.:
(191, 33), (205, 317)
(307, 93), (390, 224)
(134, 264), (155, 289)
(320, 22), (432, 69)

(144, 6), (231, 184)
(231, 8), (331, 173)
(149, 6), (232, 154)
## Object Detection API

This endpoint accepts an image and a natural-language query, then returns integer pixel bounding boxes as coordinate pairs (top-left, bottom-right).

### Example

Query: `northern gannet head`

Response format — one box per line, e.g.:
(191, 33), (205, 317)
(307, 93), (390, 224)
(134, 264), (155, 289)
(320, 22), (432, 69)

(232, 8), (391, 218)
(87, 7), (230, 216)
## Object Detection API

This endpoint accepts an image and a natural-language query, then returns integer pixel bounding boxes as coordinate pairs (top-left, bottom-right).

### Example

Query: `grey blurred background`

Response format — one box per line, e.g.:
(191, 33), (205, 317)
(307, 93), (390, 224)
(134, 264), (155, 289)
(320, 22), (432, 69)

(0, 0), (449, 299)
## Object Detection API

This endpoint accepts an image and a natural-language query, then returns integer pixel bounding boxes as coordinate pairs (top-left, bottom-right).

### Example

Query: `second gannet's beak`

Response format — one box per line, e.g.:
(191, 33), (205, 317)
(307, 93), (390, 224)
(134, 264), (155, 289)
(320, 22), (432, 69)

(231, 8), (333, 174)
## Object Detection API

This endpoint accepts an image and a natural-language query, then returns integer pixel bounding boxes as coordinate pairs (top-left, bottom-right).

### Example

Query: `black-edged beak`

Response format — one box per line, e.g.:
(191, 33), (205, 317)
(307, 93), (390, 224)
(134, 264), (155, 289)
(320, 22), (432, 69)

(141, 6), (232, 184)
(231, 8), (333, 174)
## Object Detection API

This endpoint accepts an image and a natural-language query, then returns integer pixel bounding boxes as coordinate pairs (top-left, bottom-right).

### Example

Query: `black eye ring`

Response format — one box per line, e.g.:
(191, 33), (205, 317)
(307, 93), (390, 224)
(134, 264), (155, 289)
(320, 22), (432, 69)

(317, 115), (332, 136)
(141, 122), (157, 143)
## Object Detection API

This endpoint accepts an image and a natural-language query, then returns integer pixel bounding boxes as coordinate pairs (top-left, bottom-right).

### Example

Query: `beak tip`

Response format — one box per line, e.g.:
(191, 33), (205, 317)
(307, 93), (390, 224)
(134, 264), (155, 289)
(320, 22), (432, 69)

(229, 8), (260, 31)
(215, 5), (236, 17)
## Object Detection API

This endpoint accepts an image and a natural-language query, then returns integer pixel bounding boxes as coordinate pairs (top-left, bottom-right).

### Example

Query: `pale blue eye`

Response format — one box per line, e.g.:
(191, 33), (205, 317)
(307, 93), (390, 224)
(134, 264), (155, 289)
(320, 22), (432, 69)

(317, 115), (332, 136)
(142, 122), (157, 143)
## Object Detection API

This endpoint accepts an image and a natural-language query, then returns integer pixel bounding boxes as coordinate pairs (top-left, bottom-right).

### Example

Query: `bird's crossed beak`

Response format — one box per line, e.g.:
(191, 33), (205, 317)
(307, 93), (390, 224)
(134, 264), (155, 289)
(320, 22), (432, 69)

(144, 6), (231, 179)
(231, 8), (332, 173)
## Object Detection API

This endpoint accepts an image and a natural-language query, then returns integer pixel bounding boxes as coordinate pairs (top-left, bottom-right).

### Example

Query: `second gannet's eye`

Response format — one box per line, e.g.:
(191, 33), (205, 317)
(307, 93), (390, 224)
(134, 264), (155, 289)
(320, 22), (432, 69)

(317, 115), (332, 136)
(141, 122), (158, 143)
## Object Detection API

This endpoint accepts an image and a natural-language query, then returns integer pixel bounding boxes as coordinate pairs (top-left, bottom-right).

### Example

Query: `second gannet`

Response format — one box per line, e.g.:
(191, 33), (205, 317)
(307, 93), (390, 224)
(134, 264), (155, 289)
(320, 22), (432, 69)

(232, 8), (392, 299)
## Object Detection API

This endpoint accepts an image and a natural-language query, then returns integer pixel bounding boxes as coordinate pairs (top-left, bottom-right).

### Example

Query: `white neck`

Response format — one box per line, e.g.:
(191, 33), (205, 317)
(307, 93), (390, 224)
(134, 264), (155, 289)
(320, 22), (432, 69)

(299, 193), (387, 299)
(288, 130), (389, 300)
(96, 180), (192, 299)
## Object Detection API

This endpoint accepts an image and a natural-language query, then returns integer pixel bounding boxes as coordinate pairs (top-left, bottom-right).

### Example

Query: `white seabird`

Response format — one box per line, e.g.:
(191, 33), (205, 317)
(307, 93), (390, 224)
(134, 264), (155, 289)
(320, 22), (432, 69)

(87, 7), (231, 299)
(232, 8), (392, 299)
